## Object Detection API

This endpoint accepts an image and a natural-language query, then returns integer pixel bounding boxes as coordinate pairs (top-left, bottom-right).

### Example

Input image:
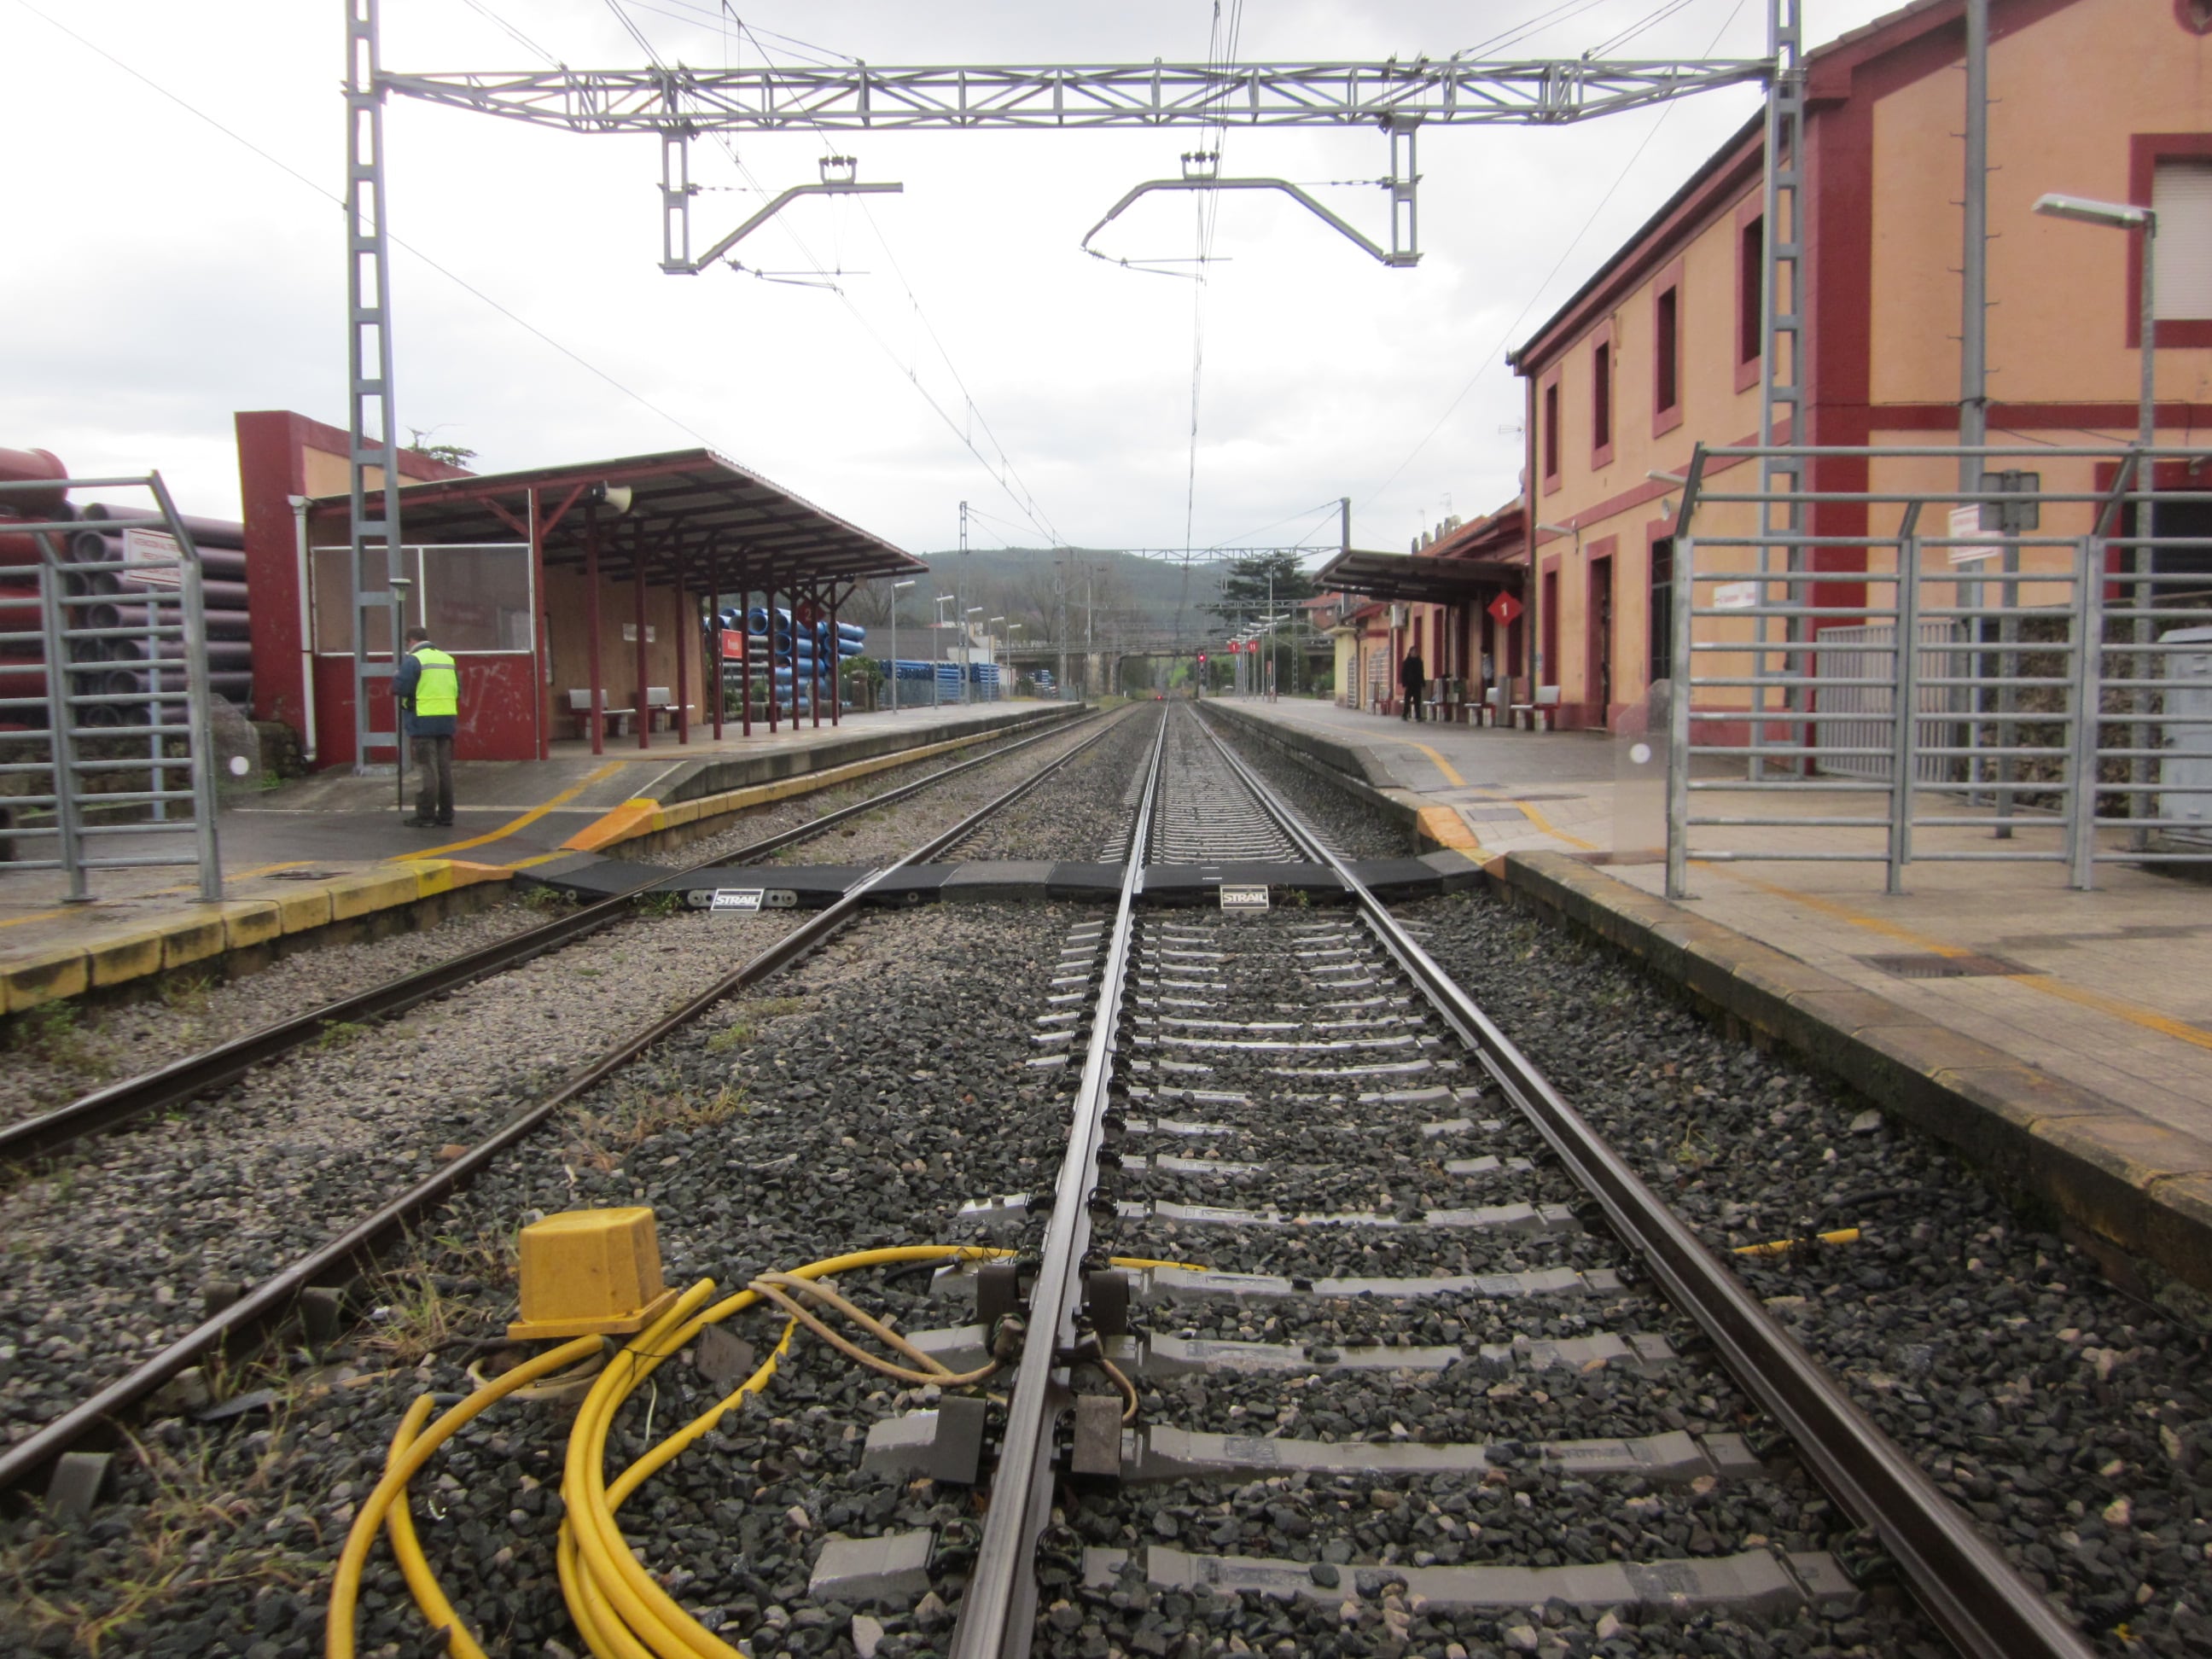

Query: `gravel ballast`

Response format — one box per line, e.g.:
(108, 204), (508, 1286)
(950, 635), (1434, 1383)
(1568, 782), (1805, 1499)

(1199, 706), (1413, 862)
(1406, 888), (2212, 1659)
(0, 900), (1100, 1658)
(0, 898), (555, 1127)
(645, 707), (1130, 871)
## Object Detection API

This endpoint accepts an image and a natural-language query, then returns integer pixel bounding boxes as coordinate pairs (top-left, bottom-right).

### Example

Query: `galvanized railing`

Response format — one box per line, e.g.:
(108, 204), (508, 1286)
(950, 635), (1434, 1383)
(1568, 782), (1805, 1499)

(0, 474), (224, 903)
(1665, 445), (2212, 896)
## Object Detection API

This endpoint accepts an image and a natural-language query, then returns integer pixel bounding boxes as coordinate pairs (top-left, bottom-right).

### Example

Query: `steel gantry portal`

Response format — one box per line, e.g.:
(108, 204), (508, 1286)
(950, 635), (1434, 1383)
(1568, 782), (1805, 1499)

(340, 0), (1797, 777)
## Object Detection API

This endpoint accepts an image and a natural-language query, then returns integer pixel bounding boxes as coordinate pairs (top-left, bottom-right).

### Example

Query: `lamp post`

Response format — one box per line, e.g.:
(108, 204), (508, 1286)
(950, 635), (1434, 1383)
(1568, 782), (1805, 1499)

(931, 591), (954, 707)
(1007, 620), (1023, 694)
(965, 606), (983, 704)
(2034, 190), (2159, 847)
(988, 617), (1006, 701)
(2034, 192), (2157, 459)
(887, 579), (915, 713)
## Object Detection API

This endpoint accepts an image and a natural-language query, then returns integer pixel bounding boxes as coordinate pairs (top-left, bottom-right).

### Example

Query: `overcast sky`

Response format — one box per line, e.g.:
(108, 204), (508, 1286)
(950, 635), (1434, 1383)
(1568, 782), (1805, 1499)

(2, 0), (1900, 562)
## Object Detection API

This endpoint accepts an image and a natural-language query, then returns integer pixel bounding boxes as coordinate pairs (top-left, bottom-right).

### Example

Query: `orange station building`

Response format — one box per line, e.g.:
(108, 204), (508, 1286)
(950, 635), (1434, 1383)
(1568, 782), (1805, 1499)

(1391, 0), (2212, 735)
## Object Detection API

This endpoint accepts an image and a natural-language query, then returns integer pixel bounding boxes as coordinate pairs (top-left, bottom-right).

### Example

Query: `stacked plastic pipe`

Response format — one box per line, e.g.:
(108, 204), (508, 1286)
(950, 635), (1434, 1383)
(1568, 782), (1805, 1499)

(0, 451), (254, 736)
(713, 607), (864, 713)
(75, 503), (253, 716)
(0, 447), (75, 730)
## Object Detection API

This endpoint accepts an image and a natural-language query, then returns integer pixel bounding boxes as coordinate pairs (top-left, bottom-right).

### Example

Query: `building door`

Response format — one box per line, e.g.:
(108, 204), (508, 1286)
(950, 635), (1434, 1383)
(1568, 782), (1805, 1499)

(1540, 567), (1558, 688)
(1588, 555), (1614, 723)
(1649, 539), (1674, 684)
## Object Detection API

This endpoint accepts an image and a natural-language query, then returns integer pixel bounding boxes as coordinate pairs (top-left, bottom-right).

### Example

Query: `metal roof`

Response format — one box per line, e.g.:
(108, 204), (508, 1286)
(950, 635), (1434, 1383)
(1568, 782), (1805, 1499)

(1313, 549), (1523, 604)
(309, 448), (925, 587)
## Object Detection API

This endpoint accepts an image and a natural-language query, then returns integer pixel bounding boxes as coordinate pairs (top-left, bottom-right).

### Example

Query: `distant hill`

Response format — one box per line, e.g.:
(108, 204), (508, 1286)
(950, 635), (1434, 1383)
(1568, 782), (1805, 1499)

(838, 546), (1237, 646)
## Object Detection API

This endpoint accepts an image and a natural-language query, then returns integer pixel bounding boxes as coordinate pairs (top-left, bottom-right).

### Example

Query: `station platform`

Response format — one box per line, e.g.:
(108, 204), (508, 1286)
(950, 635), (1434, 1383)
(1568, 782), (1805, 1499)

(0, 701), (1082, 1011)
(1213, 696), (2212, 1296)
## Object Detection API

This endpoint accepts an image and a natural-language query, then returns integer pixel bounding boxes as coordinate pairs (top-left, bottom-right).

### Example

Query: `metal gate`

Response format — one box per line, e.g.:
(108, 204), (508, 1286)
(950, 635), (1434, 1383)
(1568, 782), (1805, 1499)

(0, 474), (224, 903)
(1813, 620), (1968, 784)
(1665, 445), (2212, 895)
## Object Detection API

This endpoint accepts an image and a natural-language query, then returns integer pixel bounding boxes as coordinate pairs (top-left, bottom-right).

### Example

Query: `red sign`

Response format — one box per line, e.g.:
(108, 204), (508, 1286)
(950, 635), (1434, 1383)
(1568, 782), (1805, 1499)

(794, 601), (822, 627)
(1487, 592), (1524, 626)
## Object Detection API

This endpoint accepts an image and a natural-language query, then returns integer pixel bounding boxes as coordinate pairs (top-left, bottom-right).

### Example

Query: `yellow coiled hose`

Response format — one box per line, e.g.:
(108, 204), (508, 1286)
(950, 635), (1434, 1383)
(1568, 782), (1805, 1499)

(325, 1244), (1013, 1659)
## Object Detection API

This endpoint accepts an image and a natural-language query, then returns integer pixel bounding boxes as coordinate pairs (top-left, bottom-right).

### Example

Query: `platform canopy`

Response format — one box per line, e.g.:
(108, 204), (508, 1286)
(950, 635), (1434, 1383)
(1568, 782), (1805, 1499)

(1312, 548), (1522, 604)
(311, 447), (925, 588)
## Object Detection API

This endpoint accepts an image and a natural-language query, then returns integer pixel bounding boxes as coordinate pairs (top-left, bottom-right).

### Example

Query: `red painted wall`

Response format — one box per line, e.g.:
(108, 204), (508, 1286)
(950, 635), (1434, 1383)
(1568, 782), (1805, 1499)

(311, 652), (542, 770)
(236, 410), (474, 768)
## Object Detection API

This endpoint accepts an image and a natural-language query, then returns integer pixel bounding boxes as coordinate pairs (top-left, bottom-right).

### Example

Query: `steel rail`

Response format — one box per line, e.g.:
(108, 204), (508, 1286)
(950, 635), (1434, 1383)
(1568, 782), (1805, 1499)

(1192, 708), (2093, 1659)
(0, 707), (1130, 1497)
(0, 707), (1102, 1164)
(947, 707), (1168, 1659)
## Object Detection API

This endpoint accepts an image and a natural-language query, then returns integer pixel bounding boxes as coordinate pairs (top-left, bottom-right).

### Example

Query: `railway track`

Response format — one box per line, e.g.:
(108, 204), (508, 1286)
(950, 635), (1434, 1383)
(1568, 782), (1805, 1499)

(0, 705), (1135, 1498)
(0, 707), (1105, 1165)
(937, 703), (2087, 1659)
(8, 697), (2104, 1658)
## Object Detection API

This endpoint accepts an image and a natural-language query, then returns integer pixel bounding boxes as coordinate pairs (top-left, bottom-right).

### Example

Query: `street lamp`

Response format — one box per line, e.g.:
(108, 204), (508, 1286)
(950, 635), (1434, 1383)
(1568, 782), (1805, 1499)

(966, 607), (984, 703)
(988, 617), (1006, 701)
(888, 579), (915, 713)
(2036, 190), (2161, 845)
(2034, 193), (2157, 458)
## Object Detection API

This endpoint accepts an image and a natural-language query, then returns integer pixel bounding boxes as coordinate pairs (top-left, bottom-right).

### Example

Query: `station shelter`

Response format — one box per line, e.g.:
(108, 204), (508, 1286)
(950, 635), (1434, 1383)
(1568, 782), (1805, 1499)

(1315, 500), (1527, 722)
(237, 410), (923, 768)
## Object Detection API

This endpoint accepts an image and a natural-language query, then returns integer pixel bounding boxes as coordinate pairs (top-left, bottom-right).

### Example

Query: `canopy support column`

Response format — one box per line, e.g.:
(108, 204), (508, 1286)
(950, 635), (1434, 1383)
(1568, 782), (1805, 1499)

(584, 504), (605, 757)
(673, 549), (690, 745)
(828, 586), (841, 726)
(632, 538), (650, 750)
(707, 538), (724, 741)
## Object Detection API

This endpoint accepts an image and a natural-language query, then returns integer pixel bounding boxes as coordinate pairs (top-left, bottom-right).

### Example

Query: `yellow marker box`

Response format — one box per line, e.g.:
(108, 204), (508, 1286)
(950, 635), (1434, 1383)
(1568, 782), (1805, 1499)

(508, 1207), (682, 1341)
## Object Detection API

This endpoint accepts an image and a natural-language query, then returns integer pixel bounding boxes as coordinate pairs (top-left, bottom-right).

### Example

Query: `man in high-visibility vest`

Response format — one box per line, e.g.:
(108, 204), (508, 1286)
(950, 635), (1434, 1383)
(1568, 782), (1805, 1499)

(394, 626), (459, 827)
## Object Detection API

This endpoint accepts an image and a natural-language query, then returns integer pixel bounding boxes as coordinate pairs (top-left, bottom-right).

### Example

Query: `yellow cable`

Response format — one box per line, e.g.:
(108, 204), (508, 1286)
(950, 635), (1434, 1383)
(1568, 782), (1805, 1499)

(325, 1332), (604, 1659)
(564, 1248), (1014, 1659)
(1735, 1226), (1862, 1258)
(381, 1396), (487, 1659)
(340, 1241), (1216, 1658)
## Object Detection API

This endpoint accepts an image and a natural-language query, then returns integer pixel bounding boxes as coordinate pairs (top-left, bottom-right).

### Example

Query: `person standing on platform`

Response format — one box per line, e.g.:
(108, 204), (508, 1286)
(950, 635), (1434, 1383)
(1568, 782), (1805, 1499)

(395, 626), (458, 828)
(1399, 646), (1426, 722)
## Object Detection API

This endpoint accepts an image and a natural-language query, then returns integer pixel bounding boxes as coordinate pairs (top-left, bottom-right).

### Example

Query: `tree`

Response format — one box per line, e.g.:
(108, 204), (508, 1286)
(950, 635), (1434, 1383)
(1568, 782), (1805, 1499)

(1203, 550), (1315, 628)
(405, 428), (477, 470)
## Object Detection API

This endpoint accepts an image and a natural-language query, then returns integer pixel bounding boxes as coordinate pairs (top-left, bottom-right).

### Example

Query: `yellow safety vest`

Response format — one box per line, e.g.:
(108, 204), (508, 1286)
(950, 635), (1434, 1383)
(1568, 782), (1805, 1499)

(409, 647), (459, 718)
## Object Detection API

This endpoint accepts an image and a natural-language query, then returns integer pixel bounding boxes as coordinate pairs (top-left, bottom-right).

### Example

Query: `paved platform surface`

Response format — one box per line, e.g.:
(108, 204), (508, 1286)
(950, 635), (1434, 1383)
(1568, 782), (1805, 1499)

(1221, 696), (2212, 1163)
(0, 701), (1072, 1007)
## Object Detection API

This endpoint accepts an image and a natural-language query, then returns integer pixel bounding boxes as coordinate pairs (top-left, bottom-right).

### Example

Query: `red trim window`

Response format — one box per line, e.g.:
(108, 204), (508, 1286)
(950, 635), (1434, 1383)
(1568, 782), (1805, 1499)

(1590, 319), (1616, 468)
(1540, 368), (1563, 492)
(1734, 196), (1765, 392)
(2129, 134), (2212, 348)
(1652, 255), (1685, 435)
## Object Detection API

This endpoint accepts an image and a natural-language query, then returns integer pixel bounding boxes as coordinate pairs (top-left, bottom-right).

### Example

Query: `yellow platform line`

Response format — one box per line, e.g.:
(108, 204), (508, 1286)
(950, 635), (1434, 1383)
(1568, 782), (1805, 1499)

(1507, 799), (1597, 851)
(405, 762), (629, 861)
(1720, 869), (2212, 1055)
(1404, 740), (1467, 788)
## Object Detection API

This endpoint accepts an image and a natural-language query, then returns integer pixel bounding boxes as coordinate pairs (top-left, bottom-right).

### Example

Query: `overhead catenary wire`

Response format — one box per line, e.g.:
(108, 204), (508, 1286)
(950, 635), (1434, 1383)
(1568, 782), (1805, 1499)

(11, 0), (724, 457)
(681, 12), (1067, 550)
(1362, 0), (1750, 514)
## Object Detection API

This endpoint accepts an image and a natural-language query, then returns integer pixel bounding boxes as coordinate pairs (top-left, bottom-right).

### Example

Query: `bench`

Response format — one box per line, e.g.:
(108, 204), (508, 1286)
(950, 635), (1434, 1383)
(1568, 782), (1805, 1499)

(1510, 684), (1563, 731)
(565, 690), (632, 740)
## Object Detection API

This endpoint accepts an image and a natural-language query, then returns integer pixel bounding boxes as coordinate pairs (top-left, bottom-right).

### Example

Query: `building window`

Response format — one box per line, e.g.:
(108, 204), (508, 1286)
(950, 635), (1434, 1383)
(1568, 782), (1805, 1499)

(1655, 286), (1680, 414)
(1543, 380), (1561, 482)
(1592, 342), (1613, 456)
(1649, 538), (1674, 684)
(1738, 217), (1764, 364)
(2153, 160), (2212, 323)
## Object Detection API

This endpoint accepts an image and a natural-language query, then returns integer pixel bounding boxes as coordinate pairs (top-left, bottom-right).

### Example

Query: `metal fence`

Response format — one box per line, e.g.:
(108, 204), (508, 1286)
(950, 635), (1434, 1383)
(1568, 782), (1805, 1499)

(0, 474), (224, 903)
(1664, 445), (2212, 897)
